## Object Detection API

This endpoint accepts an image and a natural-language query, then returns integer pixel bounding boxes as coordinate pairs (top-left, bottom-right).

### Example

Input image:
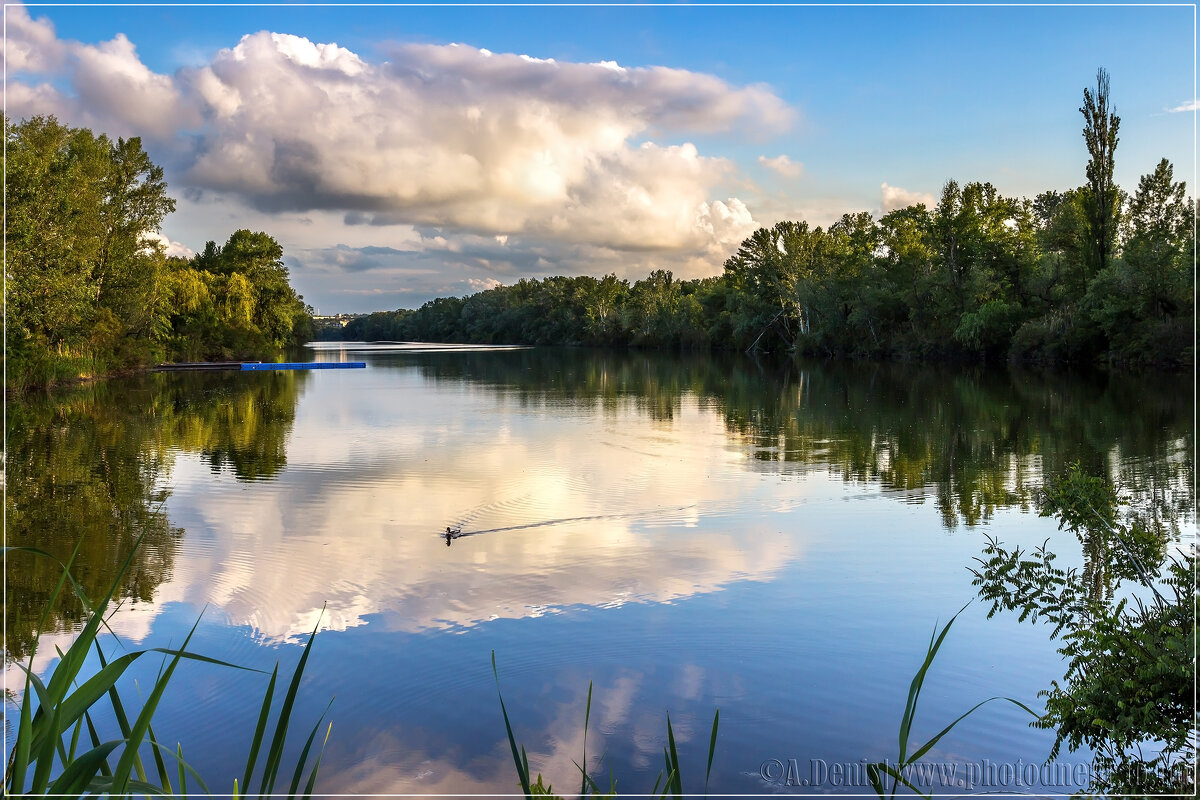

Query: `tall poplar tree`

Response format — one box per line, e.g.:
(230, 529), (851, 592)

(1079, 67), (1120, 287)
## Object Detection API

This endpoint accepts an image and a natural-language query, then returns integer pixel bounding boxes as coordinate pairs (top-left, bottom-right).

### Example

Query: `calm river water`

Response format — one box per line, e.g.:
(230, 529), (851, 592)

(6, 345), (1193, 794)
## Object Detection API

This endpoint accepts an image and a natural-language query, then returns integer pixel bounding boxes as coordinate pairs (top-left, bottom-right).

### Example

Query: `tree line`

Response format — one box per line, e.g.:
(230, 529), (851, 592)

(324, 69), (1192, 367)
(5, 115), (313, 391)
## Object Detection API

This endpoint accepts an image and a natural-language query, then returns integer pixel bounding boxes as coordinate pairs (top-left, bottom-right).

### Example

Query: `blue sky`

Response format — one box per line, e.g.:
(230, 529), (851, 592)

(8, 3), (1195, 313)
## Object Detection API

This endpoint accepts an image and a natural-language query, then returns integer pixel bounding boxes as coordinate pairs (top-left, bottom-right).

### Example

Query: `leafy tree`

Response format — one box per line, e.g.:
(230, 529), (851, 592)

(163, 230), (311, 359)
(579, 273), (629, 345)
(877, 203), (937, 352)
(1122, 158), (1192, 320)
(1083, 159), (1193, 364)
(722, 221), (820, 350)
(6, 117), (178, 383)
(6, 117), (109, 381)
(1031, 189), (1087, 302)
(94, 135), (176, 345)
(5, 116), (310, 386)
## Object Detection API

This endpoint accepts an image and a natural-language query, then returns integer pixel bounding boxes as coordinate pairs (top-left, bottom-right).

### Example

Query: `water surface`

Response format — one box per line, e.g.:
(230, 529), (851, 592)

(6, 347), (1193, 794)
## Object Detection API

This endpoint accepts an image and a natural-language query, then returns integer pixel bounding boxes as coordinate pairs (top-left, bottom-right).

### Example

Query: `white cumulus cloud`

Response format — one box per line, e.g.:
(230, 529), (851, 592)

(167, 33), (782, 253)
(757, 154), (803, 178)
(3, 3), (65, 73)
(7, 13), (784, 256)
(1167, 99), (1199, 113)
(880, 182), (935, 213)
(142, 232), (196, 259)
(6, 6), (197, 139)
(5, 4), (793, 307)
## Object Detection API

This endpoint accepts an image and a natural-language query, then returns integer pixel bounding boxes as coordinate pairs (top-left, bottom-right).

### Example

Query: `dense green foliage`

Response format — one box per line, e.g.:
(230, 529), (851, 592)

(972, 464), (1195, 794)
(165, 231), (314, 361)
(5, 116), (312, 390)
(326, 72), (1192, 367)
(329, 167), (1191, 366)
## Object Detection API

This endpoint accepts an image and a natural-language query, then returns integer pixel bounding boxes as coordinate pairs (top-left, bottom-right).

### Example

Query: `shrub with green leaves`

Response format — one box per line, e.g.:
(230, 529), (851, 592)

(971, 463), (1195, 794)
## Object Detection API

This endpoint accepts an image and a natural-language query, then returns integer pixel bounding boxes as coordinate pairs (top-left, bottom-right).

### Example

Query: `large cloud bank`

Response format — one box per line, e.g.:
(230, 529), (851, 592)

(7, 4), (791, 299)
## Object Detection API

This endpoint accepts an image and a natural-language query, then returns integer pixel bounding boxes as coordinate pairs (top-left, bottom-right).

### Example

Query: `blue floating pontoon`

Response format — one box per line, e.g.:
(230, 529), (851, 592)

(240, 362), (366, 371)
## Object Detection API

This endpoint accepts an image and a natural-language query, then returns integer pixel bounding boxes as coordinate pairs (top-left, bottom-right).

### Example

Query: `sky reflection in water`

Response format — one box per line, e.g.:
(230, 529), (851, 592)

(6, 348), (1193, 794)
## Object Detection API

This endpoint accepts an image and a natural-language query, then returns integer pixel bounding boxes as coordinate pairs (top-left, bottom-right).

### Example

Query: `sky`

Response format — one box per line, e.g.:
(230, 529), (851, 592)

(5, 3), (1195, 314)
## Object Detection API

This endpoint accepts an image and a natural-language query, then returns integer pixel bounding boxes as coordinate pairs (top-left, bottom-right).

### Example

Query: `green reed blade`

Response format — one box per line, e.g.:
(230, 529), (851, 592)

(877, 761), (931, 799)
(83, 710), (113, 778)
(68, 714), (84, 762)
(90, 776), (170, 795)
(867, 762), (885, 797)
(658, 765), (678, 800)
(8, 680), (34, 793)
(301, 722), (334, 798)
(665, 714), (682, 797)
(909, 696), (1039, 764)
(580, 680), (592, 799)
(288, 699), (334, 797)
(705, 708), (719, 794)
(45, 535), (145, 710)
(898, 604), (967, 764)
(143, 738), (212, 795)
(11, 664), (57, 790)
(491, 651), (532, 798)
(46, 740), (122, 794)
(110, 616), (200, 793)
(30, 703), (62, 793)
(48, 641), (260, 749)
(178, 744), (188, 799)
(93, 640), (148, 783)
(260, 609), (323, 795)
(243, 663), (278, 791)
(147, 722), (173, 792)
(571, 759), (603, 797)
(40, 649), (142, 753)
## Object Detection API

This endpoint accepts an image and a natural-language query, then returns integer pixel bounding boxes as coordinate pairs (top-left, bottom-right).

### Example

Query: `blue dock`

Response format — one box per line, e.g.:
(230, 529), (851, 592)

(240, 362), (365, 371)
(155, 361), (365, 372)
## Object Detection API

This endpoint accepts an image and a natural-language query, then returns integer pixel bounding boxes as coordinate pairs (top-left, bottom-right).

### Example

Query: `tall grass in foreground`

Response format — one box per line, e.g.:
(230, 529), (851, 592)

(867, 605), (1038, 799)
(492, 652), (720, 799)
(4, 535), (331, 796)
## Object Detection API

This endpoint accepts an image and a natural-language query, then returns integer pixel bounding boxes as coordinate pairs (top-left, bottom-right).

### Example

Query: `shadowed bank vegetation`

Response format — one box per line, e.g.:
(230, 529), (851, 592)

(4, 370), (307, 661)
